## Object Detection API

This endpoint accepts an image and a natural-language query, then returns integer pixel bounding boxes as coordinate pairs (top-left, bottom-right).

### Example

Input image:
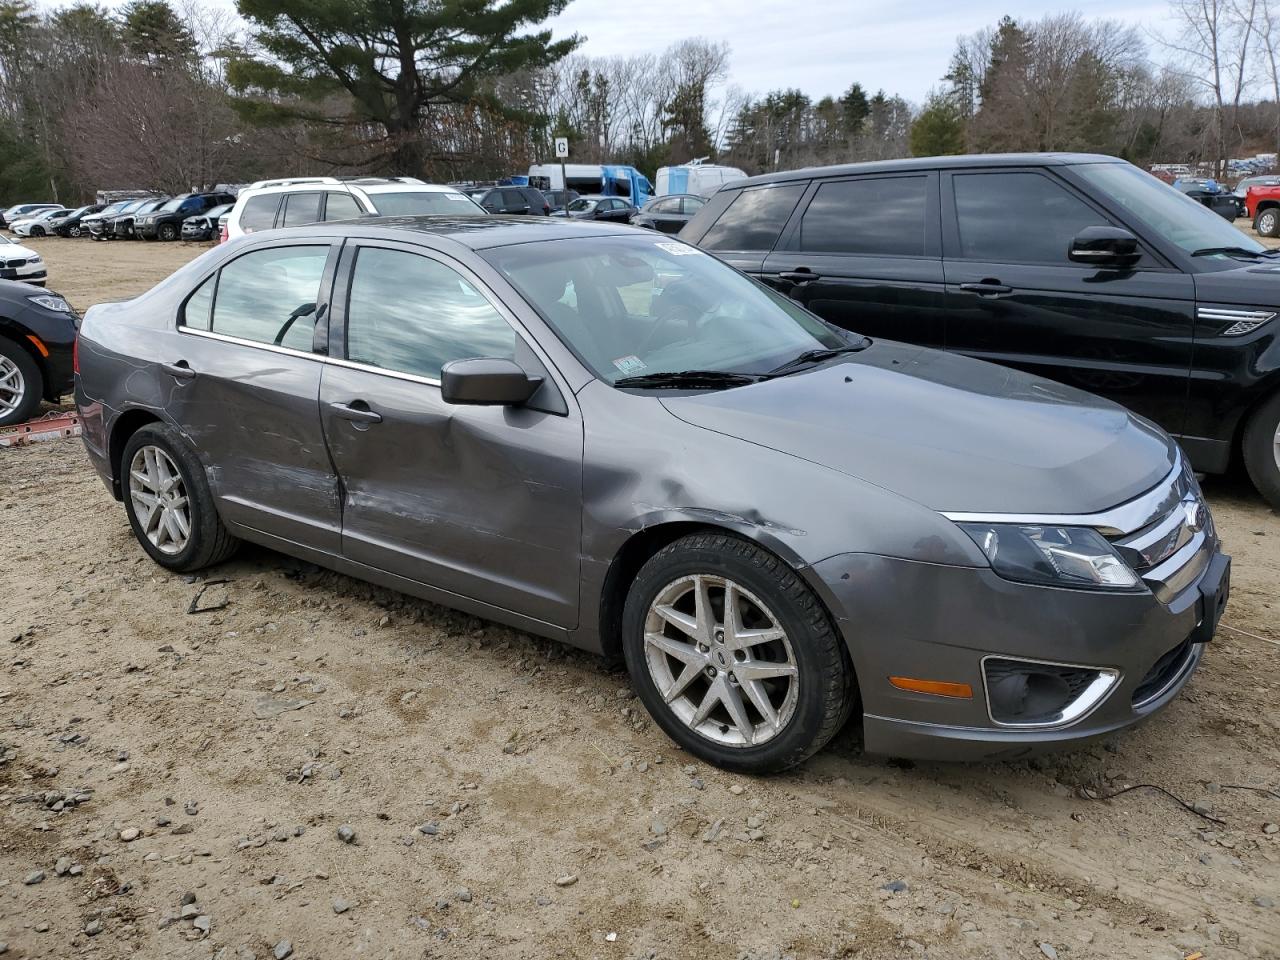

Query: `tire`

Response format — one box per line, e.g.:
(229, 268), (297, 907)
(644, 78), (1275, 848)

(68, 225), (81, 237)
(0, 337), (42, 427)
(158, 222), (178, 242)
(1255, 208), (1279, 237)
(1243, 391), (1280, 511)
(120, 423), (240, 572)
(30, 226), (44, 237)
(622, 532), (855, 773)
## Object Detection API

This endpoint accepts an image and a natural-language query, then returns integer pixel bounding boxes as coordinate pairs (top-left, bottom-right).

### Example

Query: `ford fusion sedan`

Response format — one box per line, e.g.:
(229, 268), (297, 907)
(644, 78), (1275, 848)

(75, 218), (1229, 771)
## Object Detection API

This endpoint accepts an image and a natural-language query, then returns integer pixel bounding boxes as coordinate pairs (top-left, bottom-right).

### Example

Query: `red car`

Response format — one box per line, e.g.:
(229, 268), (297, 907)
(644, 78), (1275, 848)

(1245, 184), (1280, 236)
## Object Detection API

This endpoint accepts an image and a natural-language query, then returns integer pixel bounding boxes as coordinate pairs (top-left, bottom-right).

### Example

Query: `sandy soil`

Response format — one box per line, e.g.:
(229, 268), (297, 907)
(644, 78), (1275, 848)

(0, 237), (1278, 960)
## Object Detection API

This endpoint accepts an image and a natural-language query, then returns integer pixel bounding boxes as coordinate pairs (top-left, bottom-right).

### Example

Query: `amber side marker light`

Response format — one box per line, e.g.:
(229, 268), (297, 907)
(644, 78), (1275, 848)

(889, 676), (974, 699)
(26, 333), (49, 357)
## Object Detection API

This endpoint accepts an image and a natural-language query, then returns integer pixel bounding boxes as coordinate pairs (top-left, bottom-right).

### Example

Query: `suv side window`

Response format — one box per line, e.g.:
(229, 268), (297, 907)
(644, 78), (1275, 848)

(701, 184), (805, 252)
(953, 171), (1110, 264)
(346, 247), (517, 380)
(209, 246), (329, 350)
(799, 176), (928, 256)
(281, 192), (323, 227)
(239, 194), (280, 233)
(324, 192), (363, 221)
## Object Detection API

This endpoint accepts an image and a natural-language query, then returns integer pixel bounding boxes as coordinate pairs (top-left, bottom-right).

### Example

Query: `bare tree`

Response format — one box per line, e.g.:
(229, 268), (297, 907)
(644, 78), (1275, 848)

(1259, 0), (1280, 156)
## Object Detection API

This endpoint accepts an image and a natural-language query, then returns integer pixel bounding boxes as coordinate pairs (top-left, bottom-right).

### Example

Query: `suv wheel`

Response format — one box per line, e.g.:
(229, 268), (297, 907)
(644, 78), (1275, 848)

(1243, 391), (1280, 510)
(121, 423), (240, 572)
(0, 337), (41, 427)
(158, 222), (177, 241)
(1255, 208), (1280, 237)
(622, 532), (855, 773)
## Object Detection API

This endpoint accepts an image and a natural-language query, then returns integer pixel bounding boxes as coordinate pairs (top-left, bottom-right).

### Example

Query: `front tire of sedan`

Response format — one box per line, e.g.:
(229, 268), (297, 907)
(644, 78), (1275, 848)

(68, 225), (81, 237)
(0, 337), (41, 427)
(121, 423), (239, 572)
(622, 533), (855, 773)
(1255, 208), (1280, 237)
(1243, 391), (1280, 510)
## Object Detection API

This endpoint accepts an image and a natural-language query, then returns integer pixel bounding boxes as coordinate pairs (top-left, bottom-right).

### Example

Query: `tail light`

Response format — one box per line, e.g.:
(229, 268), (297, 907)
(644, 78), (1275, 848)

(72, 332), (80, 375)
(219, 223), (228, 244)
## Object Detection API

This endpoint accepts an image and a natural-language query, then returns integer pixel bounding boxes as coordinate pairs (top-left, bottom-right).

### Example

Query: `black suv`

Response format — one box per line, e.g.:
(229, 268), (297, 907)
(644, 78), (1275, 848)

(136, 192), (235, 241)
(680, 153), (1280, 507)
(469, 186), (550, 215)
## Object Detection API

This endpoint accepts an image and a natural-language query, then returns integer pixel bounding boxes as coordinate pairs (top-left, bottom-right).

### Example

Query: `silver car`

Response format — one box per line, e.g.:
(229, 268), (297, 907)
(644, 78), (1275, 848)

(74, 218), (1230, 772)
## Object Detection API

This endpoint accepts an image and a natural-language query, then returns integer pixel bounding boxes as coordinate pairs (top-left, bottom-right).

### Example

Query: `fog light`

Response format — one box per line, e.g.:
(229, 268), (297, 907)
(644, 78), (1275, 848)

(983, 657), (1119, 727)
(987, 670), (1071, 719)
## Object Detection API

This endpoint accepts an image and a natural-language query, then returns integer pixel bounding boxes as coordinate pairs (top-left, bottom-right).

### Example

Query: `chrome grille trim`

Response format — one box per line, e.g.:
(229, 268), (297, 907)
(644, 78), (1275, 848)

(1197, 307), (1276, 337)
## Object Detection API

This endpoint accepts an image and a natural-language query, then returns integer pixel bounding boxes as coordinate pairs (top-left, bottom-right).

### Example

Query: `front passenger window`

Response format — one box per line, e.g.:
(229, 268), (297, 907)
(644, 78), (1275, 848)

(953, 172), (1111, 264)
(210, 246), (329, 350)
(346, 248), (516, 380)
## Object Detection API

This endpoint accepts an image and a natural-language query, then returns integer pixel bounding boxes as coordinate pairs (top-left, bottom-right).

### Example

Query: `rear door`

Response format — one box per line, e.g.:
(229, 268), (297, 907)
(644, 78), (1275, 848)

(683, 182), (808, 276)
(940, 167), (1196, 433)
(501, 188), (532, 214)
(763, 172), (946, 346)
(280, 192), (323, 227)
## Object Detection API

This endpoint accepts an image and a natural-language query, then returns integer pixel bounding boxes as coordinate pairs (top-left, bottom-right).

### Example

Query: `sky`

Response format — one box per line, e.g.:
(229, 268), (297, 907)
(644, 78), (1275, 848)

(544, 0), (1179, 105)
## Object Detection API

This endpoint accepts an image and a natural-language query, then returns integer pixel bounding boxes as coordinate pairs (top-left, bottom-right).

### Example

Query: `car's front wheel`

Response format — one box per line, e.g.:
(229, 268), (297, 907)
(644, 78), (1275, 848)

(68, 225), (81, 237)
(30, 226), (44, 237)
(623, 532), (855, 773)
(1243, 391), (1280, 510)
(121, 423), (240, 572)
(0, 337), (42, 427)
(158, 223), (178, 241)
(1256, 208), (1280, 237)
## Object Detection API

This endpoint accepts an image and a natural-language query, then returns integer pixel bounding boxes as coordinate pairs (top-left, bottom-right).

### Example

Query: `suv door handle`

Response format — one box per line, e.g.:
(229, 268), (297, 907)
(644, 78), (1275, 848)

(328, 401), (382, 424)
(159, 360), (195, 381)
(958, 281), (1013, 297)
(778, 269), (820, 283)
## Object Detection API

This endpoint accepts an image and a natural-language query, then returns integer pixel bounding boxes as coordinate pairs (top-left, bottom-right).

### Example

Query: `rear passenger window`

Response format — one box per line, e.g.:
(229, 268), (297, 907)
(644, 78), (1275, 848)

(346, 248), (516, 380)
(701, 184), (805, 252)
(281, 192), (322, 227)
(324, 192), (362, 221)
(210, 246), (329, 350)
(239, 194), (279, 233)
(953, 172), (1110, 264)
(799, 176), (927, 256)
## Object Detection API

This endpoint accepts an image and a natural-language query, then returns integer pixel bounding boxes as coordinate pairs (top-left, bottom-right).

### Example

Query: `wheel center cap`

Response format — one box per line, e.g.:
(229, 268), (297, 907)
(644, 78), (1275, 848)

(714, 650), (728, 667)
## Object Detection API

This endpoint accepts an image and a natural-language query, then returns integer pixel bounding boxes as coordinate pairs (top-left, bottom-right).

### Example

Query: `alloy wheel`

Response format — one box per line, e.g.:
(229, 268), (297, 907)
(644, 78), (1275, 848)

(69, 226), (81, 237)
(643, 574), (799, 747)
(0, 354), (26, 417)
(1261, 211), (1277, 236)
(128, 445), (192, 556)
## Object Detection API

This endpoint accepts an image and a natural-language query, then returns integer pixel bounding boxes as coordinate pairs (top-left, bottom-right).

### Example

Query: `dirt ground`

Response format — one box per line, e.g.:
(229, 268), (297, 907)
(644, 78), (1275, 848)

(1, 236), (1278, 960)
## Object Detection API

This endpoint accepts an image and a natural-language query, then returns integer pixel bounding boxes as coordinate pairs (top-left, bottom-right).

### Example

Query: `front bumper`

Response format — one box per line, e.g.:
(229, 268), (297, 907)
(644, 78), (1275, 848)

(815, 543), (1227, 762)
(135, 222), (160, 239)
(0, 264), (47, 283)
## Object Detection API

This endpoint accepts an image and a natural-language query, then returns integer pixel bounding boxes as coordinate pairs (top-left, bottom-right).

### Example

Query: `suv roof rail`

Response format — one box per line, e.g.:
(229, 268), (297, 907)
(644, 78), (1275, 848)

(248, 176), (344, 189)
(337, 176), (428, 185)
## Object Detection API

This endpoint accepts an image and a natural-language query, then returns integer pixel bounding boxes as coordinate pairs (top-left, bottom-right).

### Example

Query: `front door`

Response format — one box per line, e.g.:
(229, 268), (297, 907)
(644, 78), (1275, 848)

(940, 168), (1196, 435)
(763, 172), (947, 347)
(318, 241), (584, 628)
(169, 240), (341, 550)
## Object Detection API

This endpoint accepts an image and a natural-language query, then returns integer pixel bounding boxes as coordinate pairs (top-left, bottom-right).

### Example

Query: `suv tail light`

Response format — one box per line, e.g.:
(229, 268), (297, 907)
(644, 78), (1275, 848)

(72, 332), (79, 375)
(219, 222), (228, 244)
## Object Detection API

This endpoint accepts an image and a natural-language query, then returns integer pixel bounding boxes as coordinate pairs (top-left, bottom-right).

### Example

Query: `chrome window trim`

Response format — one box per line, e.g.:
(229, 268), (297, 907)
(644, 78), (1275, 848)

(177, 325), (323, 362)
(325, 355), (442, 387)
(980, 654), (1121, 730)
(941, 452), (1185, 536)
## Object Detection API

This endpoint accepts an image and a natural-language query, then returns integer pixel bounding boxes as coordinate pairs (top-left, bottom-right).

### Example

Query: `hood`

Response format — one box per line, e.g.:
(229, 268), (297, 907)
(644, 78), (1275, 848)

(1193, 259), (1280, 309)
(0, 242), (38, 260)
(660, 342), (1176, 515)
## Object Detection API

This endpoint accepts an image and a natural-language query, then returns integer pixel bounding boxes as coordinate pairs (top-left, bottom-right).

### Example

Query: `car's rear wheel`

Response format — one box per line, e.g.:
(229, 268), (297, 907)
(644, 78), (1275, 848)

(1255, 208), (1280, 237)
(121, 423), (239, 572)
(0, 337), (42, 427)
(622, 532), (855, 773)
(1243, 391), (1280, 510)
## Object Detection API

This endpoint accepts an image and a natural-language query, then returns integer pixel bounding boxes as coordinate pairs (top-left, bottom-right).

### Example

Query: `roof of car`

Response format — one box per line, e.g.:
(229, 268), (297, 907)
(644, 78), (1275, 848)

(245, 215), (637, 251)
(728, 152), (1128, 189)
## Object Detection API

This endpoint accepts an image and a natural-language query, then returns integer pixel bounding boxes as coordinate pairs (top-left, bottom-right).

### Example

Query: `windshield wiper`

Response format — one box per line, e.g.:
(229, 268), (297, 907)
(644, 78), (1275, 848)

(766, 343), (868, 377)
(1190, 245), (1278, 259)
(613, 370), (763, 390)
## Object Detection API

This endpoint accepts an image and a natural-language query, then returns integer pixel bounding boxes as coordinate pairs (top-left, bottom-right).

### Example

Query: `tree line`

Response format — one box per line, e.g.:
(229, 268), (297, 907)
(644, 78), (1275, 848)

(2, 0), (1280, 205)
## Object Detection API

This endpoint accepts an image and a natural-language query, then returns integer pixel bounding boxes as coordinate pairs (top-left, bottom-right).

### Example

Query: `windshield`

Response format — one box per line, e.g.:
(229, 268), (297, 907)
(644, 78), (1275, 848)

(160, 195), (191, 212)
(1076, 162), (1265, 256)
(483, 235), (849, 385)
(567, 198), (598, 212)
(370, 190), (486, 216)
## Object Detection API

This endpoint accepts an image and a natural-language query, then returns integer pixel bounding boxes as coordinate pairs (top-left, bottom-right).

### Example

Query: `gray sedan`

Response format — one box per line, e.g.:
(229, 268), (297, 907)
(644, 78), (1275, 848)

(74, 217), (1230, 772)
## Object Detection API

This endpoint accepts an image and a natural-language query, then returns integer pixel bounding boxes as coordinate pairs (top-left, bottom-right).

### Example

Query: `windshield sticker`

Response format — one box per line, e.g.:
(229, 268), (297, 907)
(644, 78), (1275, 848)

(654, 241), (702, 256)
(612, 355), (647, 375)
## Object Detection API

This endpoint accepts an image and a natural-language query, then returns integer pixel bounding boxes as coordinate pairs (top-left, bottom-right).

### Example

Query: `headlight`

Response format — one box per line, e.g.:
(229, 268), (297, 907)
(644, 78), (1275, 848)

(958, 523), (1140, 591)
(29, 255), (41, 263)
(28, 294), (71, 313)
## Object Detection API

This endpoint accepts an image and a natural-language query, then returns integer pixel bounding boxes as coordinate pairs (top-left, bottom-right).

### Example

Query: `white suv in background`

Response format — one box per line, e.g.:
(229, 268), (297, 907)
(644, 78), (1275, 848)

(219, 176), (486, 242)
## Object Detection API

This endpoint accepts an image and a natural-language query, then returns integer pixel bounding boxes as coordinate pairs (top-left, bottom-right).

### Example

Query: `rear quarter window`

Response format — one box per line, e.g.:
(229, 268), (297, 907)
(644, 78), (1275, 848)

(239, 194), (281, 233)
(698, 184), (806, 252)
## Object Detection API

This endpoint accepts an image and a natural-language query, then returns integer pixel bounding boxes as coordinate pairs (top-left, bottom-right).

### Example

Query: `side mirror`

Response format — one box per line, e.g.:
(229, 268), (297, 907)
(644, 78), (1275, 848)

(1069, 226), (1140, 266)
(440, 357), (542, 406)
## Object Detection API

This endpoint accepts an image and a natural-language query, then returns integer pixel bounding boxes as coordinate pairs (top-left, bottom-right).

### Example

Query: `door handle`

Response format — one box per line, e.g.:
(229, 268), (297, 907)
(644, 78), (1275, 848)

(958, 281), (1013, 297)
(159, 360), (195, 381)
(328, 401), (382, 424)
(778, 269), (820, 284)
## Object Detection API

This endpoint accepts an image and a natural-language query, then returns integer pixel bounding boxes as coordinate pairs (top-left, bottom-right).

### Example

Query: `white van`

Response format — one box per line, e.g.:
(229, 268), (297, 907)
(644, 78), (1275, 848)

(655, 163), (746, 199)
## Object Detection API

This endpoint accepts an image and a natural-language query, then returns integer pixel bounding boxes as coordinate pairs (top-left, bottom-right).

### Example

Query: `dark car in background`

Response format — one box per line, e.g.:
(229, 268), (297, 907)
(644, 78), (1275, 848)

(469, 186), (550, 215)
(136, 192), (236, 241)
(181, 202), (233, 242)
(0, 279), (77, 426)
(89, 199), (146, 240)
(74, 217), (1226, 771)
(680, 152), (1280, 508)
(630, 193), (706, 233)
(51, 204), (106, 237)
(553, 195), (636, 222)
(541, 189), (579, 213)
